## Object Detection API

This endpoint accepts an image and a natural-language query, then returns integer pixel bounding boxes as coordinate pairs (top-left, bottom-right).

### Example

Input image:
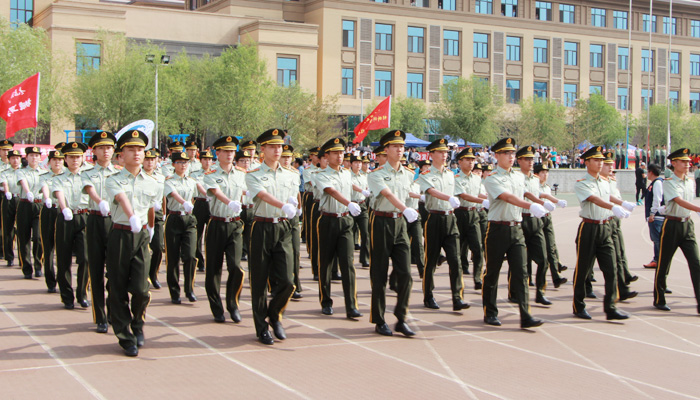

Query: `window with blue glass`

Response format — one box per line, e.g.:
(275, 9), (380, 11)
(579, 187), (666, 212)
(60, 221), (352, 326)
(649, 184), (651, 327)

(691, 93), (700, 113)
(342, 68), (354, 96)
(669, 90), (679, 106)
(670, 52), (680, 75)
(613, 11), (627, 30)
(443, 75), (458, 85)
(642, 49), (654, 72)
(375, 24), (393, 51)
(533, 81), (548, 99)
(444, 30), (460, 56)
(559, 4), (575, 24)
(663, 16), (677, 35)
(408, 27), (425, 53)
(535, 2), (552, 21)
(407, 73), (424, 99)
(643, 14), (657, 33)
(76, 43), (101, 75)
(618, 47), (629, 70)
(342, 20), (355, 48)
(10, 0), (33, 28)
(641, 89), (653, 110)
(277, 57), (298, 87)
(438, 0), (456, 10)
(692, 20), (700, 38)
(564, 42), (578, 66)
(506, 80), (520, 104)
(501, 0), (518, 17)
(590, 44), (603, 68)
(690, 54), (700, 76)
(533, 39), (548, 64)
(475, 0), (492, 14)
(617, 87), (628, 110)
(473, 33), (488, 59)
(506, 36), (521, 61)
(590, 86), (602, 95)
(564, 84), (577, 107)
(375, 70), (392, 97)
(591, 8), (606, 27)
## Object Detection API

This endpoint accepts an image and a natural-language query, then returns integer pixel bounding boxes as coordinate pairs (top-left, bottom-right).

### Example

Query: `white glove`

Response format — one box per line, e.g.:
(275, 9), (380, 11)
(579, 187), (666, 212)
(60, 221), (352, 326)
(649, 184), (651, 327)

(419, 194), (426, 202)
(482, 199), (490, 209)
(5, 192), (11, 200)
(153, 201), (162, 212)
(543, 200), (556, 212)
(99, 200), (110, 216)
(622, 201), (635, 212)
(244, 190), (250, 197)
(147, 225), (154, 241)
(26, 191), (34, 203)
(656, 205), (666, 215)
(44, 198), (52, 208)
(129, 215), (143, 233)
(448, 196), (461, 209)
(183, 201), (194, 213)
(62, 207), (73, 221)
(296, 207), (302, 217)
(227, 200), (242, 213)
(281, 203), (297, 219)
(612, 205), (630, 219)
(557, 199), (567, 208)
(361, 189), (371, 197)
(529, 203), (547, 218)
(348, 202), (361, 217)
(403, 207), (419, 223)
(287, 196), (299, 207)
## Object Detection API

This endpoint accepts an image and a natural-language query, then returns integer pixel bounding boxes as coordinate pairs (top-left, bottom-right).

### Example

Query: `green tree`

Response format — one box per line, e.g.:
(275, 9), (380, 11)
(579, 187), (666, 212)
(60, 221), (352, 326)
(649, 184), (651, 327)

(635, 103), (700, 152)
(569, 94), (624, 152)
(390, 95), (427, 136)
(517, 98), (568, 148)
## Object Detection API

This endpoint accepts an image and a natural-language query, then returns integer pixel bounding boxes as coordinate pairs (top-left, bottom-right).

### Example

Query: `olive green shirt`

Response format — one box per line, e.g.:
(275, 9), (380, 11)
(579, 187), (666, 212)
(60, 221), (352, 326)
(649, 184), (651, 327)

(351, 170), (368, 203)
(303, 165), (317, 192)
(483, 165), (525, 222)
(539, 183), (552, 196)
(608, 177), (621, 198)
(405, 180), (420, 209)
(574, 173), (613, 220)
(81, 163), (120, 211)
(186, 158), (202, 176)
(454, 170), (481, 208)
(664, 173), (696, 218)
(105, 168), (159, 225)
(161, 163), (175, 178)
(17, 166), (49, 199)
(246, 162), (299, 218)
(522, 172), (540, 204)
(418, 165), (456, 212)
(367, 164), (413, 213)
(477, 181), (487, 210)
(0, 167), (21, 195)
(203, 163), (246, 218)
(316, 166), (352, 214)
(164, 174), (198, 212)
(41, 171), (64, 202)
(145, 171), (166, 209)
(52, 170), (90, 210)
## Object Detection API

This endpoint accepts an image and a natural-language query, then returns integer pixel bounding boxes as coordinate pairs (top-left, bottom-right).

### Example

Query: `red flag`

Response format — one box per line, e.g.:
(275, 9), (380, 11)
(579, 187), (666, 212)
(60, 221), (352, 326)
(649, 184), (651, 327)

(1, 73), (41, 138)
(353, 95), (391, 144)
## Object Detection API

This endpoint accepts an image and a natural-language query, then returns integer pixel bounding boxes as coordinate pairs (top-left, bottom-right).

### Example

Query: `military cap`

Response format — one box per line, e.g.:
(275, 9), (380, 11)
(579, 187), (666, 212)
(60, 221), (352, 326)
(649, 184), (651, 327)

(257, 128), (286, 146)
(401, 156), (407, 163)
(54, 142), (66, 150)
(603, 150), (615, 164)
(426, 139), (449, 152)
(307, 146), (319, 156)
(235, 149), (252, 161)
(668, 148), (692, 161)
(117, 130), (149, 149)
(24, 146), (42, 155)
(0, 140), (14, 150)
(481, 163), (493, 171)
(114, 147), (122, 155)
(373, 145), (386, 156)
(167, 141), (184, 152)
(62, 142), (88, 156)
(533, 163), (549, 174)
(361, 156), (370, 163)
(474, 162), (483, 170)
(171, 151), (190, 162)
(581, 146), (605, 160)
(144, 149), (158, 158)
(199, 150), (214, 159)
(350, 155), (362, 163)
(7, 149), (22, 158)
(417, 160), (432, 168)
(282, 144), (294, 157)
(185, 139), (199, 150)
(212, 135), (239, 151)
(48, 150), (64, 160)
(516, 145), (536, 158)
(491, 137), (516, 153)
(320, 137), (345, 155)
(241, 139), (258, 150)
(88, 131), (116, 148)
(379, 129), (406, 147)
(457, 147), (477, 159)
(344, 153), (351, 160)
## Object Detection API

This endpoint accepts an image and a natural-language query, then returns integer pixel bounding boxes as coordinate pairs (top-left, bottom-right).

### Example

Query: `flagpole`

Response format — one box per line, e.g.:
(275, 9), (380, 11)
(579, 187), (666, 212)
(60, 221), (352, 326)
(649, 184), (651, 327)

(35, 72), (41, 144)
(358, 86), (367, 145)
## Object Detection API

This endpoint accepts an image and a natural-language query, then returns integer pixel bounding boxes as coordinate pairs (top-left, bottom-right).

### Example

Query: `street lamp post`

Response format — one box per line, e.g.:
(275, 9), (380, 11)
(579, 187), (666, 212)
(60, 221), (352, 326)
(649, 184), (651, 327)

(357, 86), (368, 145)
(146, 54), (170, 150)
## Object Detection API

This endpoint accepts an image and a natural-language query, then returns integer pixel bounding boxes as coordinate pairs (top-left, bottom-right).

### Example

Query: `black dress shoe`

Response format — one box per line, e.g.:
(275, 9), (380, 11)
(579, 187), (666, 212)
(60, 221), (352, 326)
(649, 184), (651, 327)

(395, 321), (416, 337)
(521, 317), (544, 329)
(312, 274), (319, 281)
(151, 279), (161, 289)
(558, 264), (568, 272)
(96, 323), (108, 333)
(214, 314), (226, 323)
(241, 254), (248, 261)
(292, 291), (303, 299)
(123, 345), (139, 357)
(474, 282), (482, 290)
(528, 281), (535, 287)
(171, 297), (182, 304)
(452, 300), (470, 311)
(34, 270), (42, 278)
(574, 310), (592, 319)
(463, 268), (470, 275)
(186, 293), (197, 302)
(361, 263), (369, 268)
(665, 288), (672, 294)
(78, 299), (89, 308)
(354, 244), (361, 250)
(375, 323), (393, 336)
(590, 277), (597, 283)
(230, 309), (242, 323)
(535, 296), (552, 306)
(346, 308), (362, 319)
(606, 310), (629, 320)
(270, 321), (286, 340)
(424, 298), (440, 309)
(627, 275), (639, 283)
(7, 260), (14, 267)
(321, 306), (334, 315)
(23, 274), (32, 280)
(654, 304), (671, 311)
(258, 330), (274, 345)
(47, 287), (57, 293)
(586, 292), (597, 299)
(134, 331), (145, 347)
(437, 255), (448, 266)
(64, 303), (75, 310)
(484, 316), (501, 326)
(553, 277), (568, 288)
(619, 291), (638, 301)
(197, 266), (205, 272)
(331, 273), (342, 281)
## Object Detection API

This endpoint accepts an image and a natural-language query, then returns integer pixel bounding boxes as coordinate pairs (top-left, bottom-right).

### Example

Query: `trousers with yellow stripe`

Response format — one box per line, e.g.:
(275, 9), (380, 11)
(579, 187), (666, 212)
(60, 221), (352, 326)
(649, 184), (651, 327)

(164, 213), (197, 300)
(204, 218), (244, 319)
(653, 218), (700, 308)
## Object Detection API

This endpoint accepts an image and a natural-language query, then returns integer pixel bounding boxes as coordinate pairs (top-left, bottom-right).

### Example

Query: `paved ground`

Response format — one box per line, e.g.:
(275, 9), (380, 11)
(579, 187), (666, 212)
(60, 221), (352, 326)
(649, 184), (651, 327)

(2, 194), (700, 399)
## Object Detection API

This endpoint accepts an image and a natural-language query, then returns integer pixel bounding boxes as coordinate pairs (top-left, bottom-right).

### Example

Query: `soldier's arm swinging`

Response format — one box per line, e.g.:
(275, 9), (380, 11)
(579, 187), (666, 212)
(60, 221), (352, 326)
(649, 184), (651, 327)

(378, 188), (408, 212)
(524, 192), (545, 205)
(113, 192), (136, 218)
(458, 193), (486, 204)
(323, 187), (351, 206)
(497, 191), (536, 210)
(581, 194), (615, 210)
(255, 189), (286, 209)
(85, 186), (103, 204)
(669, 196), (700, 212)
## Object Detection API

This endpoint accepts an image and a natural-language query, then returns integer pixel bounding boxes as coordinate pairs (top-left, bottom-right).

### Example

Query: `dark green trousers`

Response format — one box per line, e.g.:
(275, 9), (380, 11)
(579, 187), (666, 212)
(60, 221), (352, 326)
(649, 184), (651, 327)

(205, 218), (244, 319)
(1, 196), (17, 263)
(0, 194), (4, 258)
(352, 202), (370, 266)
(369, 214), (412, 325)
(653, 218), (700, 307)
(422, 212), (463, 302)
(318, 214), (357, 310)
(478, 210), (488, 247)
(309, 200), (320, 275)
(483, 222), (532, 320)
(148, 210), (164, 284)
(418, 201), (428, 223)
(40, 206), (58, 291)
(521, 216), (548, 299)
(241, 206), (253, 257)
(455, 208), (483, 284)
(56, 212), (88, 306)
(193, 198), (210, 271)
(302, 192), (314, 254)
(291, 215), (301, 292)
(106, 227), (151, 350)
(16, 200), (42, 276)
(248, 219), (295, 337)
(87, 213), (112, 325)
(610, 217), (634, 296)
(572, 221), (618, 314)
(407, 217), (424, 277)
(165, 213), (197, 300)
(541, 214), (564, 282)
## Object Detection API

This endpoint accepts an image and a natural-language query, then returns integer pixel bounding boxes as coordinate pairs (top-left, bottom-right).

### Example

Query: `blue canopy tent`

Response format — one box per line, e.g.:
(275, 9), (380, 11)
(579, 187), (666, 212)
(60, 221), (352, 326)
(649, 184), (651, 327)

(443, 136), (483, 148)
(370, 133), (430, 147)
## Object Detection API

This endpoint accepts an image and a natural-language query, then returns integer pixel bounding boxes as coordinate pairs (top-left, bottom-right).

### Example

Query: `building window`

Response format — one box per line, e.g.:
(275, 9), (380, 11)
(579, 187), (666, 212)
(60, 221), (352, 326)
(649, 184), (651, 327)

(613, 11), (627, 30)
(375, 70), (392, 97)
(473, 33), (488, 59)
(533, 81), (548, 99)
(591, 8), (606, 28)
(642, 49), (654, 72)
(642, 89), (654, 110)
(342, 20), (355, 48)
(438, 0), (456, 10)
(669, 90), (679, 106)
(663, 16), (677, 35)
(564, 83), (577, 107)
(691, 93), (700, 113)
(564, 41), (578, 66)
(407, 73), (424, 99)
(10, 0), (34, 28)
(375, 24), (393, 51)
(559, 4), (575, 24)
(535, 2), (552, 21)
(475, 0), (492, 15)
(408, 27), (425, 53)
(501, 0), (517, 17)
(506, 36), (521, 61)
(443, 75), (458, 84)
(444, 30), (460, 56)
(692, 20), (700, 38)
(506, 80), (521, 104)
(412, 0), (429, 7)
(690, 54), (700, 76)
(277, 57), (298, 87)
(590, 44), (603, 68)
(76, 43), (101, 75)
(533, 39), (548, 64)
(618, 47), (629, 70)
(670, 52), (680, 75)
(342, 68), (354, 96)
(590, 86), (602, 96)
(618, 87), (629, 110)
(643, 14), (657, 33)
(372, 0), (389, 2)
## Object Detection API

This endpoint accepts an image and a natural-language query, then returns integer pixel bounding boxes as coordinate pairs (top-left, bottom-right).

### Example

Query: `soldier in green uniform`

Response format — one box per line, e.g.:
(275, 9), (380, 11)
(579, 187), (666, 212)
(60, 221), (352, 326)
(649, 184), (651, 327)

(0, 139), (13, 261)
(241, 139), (261, 171)
(16, 146), (48, 279)
(482, 138), (546, 328)
(350, 155), (370, 268)
(235, 149), (254, 262)
(653, 148), (700, 313)
(161, 141), (184, 178)
(367, 130), (417, 337)
(184, 138), (202, 175)
(534, 164), (568, 286)
(245, 128), (299, 345)
(164, 151), (199, 303)
(203, 136), (247, 323)
(280, 144), (303, 299)
(572, 146), (630, 321)
(191, 150), (214, 272)
(302, 147), (320, 256)
(82, 132), (119, 332)
(477, 163), (491, 247)
(143, 149), (165, 289)
(39, 150), (64, 293)
(1, 149), (22, 267)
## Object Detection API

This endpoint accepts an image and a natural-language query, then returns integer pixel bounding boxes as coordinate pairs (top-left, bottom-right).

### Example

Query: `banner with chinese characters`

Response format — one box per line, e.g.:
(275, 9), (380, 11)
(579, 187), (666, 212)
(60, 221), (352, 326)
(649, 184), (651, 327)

(0, 73), (40, 138)
(352, 95), (391, 144)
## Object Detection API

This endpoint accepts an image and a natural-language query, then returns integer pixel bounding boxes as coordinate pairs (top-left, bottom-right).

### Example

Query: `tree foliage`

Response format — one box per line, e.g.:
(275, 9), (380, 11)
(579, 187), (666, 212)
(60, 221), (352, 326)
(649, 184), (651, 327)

(517, 98), (568, 148)
(635, 103), (700, 152)
(568, 94), (624, 151)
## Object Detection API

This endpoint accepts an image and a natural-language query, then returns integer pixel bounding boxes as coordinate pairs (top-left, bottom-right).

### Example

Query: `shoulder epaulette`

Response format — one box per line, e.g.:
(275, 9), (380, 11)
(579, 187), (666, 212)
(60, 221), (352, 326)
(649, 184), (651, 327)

(664, 177), (672, 180)
(285, 166), (300, 174)
(249, 168), (260, 173)
(235, 166), (247, 173)
(576, 178), (585, 182)
(165, 176), (173, 180)
(403, 166), (413, 172)
(115, 165), (123, 170)
(420, 170), (430, 175)
(371, 166), (384, 172)
(205, 170), (217, 175)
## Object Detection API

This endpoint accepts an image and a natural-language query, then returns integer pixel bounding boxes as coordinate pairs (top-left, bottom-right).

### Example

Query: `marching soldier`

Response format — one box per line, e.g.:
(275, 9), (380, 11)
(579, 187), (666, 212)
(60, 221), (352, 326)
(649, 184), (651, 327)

(16, 146), (48, 280)
(0, 139), (13, 261)
(302, 147), (320, 258)
(416, 160), (430, 222)
(161, 141), (184, 177)
(40, 150), (64, 293)
(1, 149), (23, 267)
(534, 164), (568, 287)
(143, 149), (166, 289)
(477, 163), (491, 247)
(190, 150), (214, 272)
(280, 144), (303, 299)
(241, 139), (261, 170)
(350, 155), (370, 268)
(184, 138), (202, 175)
(406, 167), (425, 278)
(234, 149), (254, 262)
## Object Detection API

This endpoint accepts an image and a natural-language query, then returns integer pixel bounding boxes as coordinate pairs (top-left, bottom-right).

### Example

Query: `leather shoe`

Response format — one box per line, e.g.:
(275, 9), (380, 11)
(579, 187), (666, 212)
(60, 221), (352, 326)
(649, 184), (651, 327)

(270, 321), (286, 340)
(331, 273), (342, 281)
(654, 304), (671, 311)
(574, 310), (592, 319)
(521, 317), (544, 329)
(535, 295), (552, 306)
(63, 303), (74, 310)
(424, 298), (440, 309)
(23, 274), (32, 280)
(644, 260), (657, 268)
(123, 345), (138, 357)
(292, 291), (303, 299)
(354, 244), (361, 250)
(590, 276), (597, 282)
(395, 321), (416, 337)
(34, 270), (42, 278)
(47, 287), (57, 293)
(79, 299), (89, 308)
(586, 292), (597, 299)
(665, 288), (672, 294)
(437, 255), (447, 266)
(619, 291), (638, 301)
(346, 308), (362, 319)
(241, 254), (248, 261)
(474, 282), (482, 290)
(96, 323), (108, 333)
(214, 314), (226, 323)
(558, 264), (568, 272)
(186, 293), (197, 302)
(375, 323), (393, 336)
(230, 309), (242, 323)
(151, 279), (161, 289)
(312, 274), (318, 281)
(606, 310), (629, 320)
(171, 297), (182, 304)
(452, 300), (470, 311)
(361, 263), (369, 268)
(626, 275), (638, 284)
(258, 330), (274, 345)
(134, 331), (145, 347)
(484, 316), (501, 326)
(553, 277), (568, 288)
(321, 306), (334, 315)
